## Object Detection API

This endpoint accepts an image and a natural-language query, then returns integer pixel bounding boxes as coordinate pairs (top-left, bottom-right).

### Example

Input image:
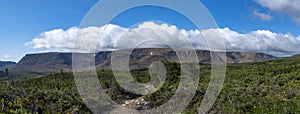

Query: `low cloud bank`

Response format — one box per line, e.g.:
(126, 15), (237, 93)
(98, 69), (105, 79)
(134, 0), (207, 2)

(26, 22), (300, 57)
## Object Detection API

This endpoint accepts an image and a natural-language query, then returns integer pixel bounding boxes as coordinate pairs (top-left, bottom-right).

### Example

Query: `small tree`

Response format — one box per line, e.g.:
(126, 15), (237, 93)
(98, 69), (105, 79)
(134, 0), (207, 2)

(60, 69), (63, 74)
(4, 68), (8, 81)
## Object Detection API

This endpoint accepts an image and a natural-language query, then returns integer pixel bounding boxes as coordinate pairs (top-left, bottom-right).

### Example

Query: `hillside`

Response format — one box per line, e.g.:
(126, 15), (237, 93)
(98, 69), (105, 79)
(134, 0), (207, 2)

(12, 53), (72, 73)
(97, 48), (277, 70)
(11, 48), (277, 73)
(0, 54), (299, 113)
(0, 71), (3, 77)
(0, 61), (16, 70)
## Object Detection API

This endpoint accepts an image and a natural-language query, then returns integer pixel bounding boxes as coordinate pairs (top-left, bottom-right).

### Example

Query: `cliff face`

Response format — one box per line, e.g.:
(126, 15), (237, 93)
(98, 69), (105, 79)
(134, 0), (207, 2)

(11, 48), (278, 73)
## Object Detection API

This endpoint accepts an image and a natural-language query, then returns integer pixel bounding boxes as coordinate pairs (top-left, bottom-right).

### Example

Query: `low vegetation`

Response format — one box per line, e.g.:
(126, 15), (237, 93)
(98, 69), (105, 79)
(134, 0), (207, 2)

(0, 55), (299, 113)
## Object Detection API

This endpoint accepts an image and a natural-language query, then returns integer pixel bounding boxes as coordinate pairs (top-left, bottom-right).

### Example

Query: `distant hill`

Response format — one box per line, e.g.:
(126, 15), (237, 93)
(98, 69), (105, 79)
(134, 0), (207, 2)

(11, 48), (277, 73)
(225, 52), (277, 63)
(96, 48), (277, 70)
(12, 52), (72, 73)
(0, 71), (3, 77)
(0, 61), (16, 70)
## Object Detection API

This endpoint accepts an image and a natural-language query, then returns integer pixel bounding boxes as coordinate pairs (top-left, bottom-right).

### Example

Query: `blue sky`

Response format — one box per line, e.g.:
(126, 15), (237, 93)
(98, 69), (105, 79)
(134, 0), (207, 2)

(0, 0), (300, 62)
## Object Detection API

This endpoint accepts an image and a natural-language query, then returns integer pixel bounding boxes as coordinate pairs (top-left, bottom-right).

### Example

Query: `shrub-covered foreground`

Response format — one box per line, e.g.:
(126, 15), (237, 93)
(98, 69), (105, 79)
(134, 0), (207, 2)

(0, 55), (300, 113)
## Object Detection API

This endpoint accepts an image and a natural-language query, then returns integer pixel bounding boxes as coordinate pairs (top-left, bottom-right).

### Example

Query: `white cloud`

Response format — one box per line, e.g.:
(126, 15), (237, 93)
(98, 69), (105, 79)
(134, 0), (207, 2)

(26, 22), (300, 57)
(1, 54), (13, 61)
(4, 54), (12, 59)
(253, 11), (273, 21)
(254, 0), (300, 23)
(25, 25), (127, 52)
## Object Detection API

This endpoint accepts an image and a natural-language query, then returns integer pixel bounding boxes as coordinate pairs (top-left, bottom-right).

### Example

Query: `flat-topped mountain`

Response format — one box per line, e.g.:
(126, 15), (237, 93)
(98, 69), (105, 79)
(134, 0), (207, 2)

(96, 48), (277, 70)
(12, 52), (72, 73)
(11, 48), (277, 73)
(225, 52), (277, 63)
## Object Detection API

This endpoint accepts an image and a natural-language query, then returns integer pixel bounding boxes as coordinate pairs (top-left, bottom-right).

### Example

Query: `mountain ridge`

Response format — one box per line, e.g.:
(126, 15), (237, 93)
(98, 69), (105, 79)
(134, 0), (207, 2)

(10, 48), (278, 73)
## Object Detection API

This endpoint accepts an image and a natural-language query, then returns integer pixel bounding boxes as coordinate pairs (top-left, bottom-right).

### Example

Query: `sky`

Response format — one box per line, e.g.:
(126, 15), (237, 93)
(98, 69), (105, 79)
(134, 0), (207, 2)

(0, 0), (300, 62)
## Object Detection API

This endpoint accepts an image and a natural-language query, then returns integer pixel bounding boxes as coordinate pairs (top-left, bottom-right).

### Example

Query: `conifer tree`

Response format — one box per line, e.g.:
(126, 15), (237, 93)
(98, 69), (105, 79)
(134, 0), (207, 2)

(4, 68), (8, 81)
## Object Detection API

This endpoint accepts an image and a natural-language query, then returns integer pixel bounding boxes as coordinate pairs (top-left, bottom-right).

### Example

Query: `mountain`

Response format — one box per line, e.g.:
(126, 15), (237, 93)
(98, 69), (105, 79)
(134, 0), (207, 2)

(96, 48), (277, 70)
(12, 52), (72, 73)
(0, 61), (16, 70)
(11, 48), (277, 73)
(225, 52), (278, 63)
(0, 71), (3, 77)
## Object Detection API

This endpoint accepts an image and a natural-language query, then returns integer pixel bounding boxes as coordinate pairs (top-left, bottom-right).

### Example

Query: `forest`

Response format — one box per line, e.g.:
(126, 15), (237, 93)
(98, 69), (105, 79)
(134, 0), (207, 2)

(0, 55), (299, 113)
